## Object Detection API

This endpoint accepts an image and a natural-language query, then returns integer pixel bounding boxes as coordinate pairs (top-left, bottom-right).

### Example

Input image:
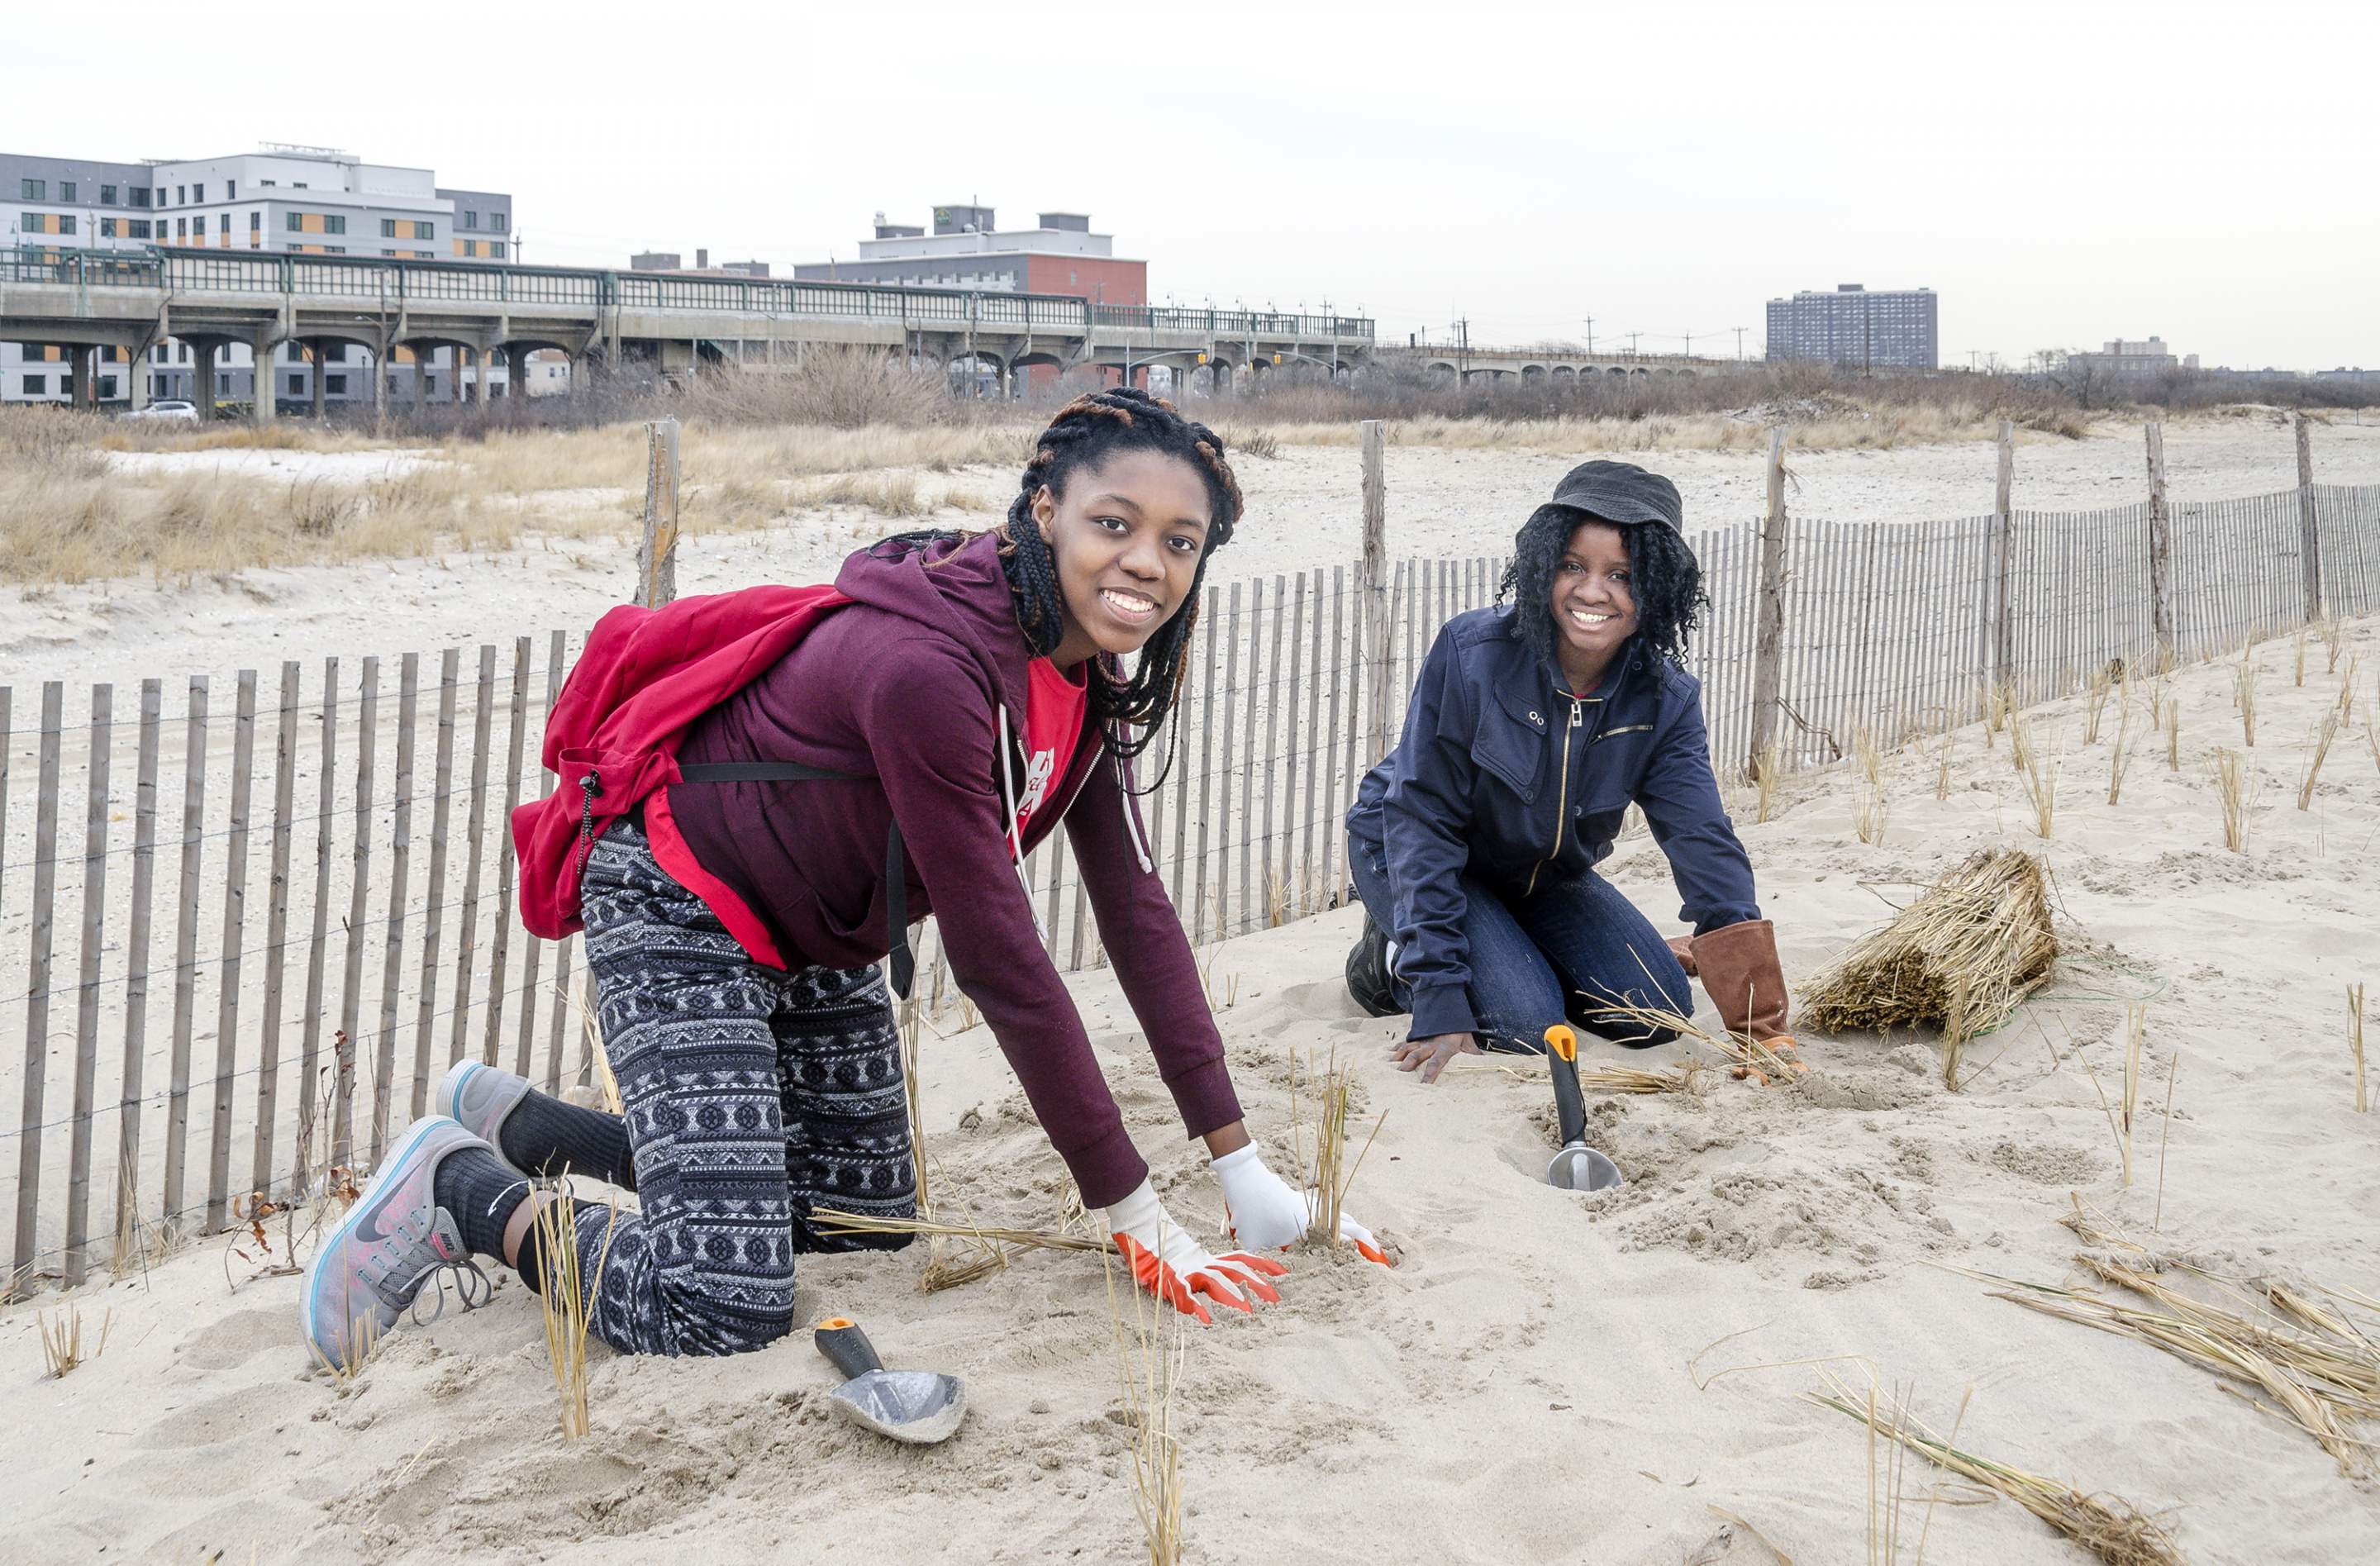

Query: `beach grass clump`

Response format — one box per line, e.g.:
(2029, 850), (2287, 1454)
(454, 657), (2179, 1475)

(2235, 656), (2259, 746)
(1987, 1237), (2380, 1478)
(1287, 1049), (1389, 1249)
(1806, 1371), (2185, 1565)
(38, 1307), (112, 1378)
(2209, 748), (2259, 853)
(2296, 711), (2340, 810)
(1105, 1239), (1186, 1565)
(532, 1183), (619, 1440)
(1798, 848), (2059, 1047)
(2350, 984), (2368, 1114)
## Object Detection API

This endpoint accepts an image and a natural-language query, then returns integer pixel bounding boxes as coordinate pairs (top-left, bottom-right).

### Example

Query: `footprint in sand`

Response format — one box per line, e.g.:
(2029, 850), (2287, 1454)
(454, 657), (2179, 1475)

(175, 1307), (290, 1373)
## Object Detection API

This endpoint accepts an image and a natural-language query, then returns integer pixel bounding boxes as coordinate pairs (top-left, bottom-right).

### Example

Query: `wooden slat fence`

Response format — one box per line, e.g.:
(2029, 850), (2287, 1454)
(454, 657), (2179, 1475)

(6, 480), (2379, 1285)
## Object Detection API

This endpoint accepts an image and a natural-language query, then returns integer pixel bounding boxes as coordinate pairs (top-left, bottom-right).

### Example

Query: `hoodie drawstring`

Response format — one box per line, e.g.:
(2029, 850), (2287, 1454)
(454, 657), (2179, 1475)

(997, 706), (1050, 941)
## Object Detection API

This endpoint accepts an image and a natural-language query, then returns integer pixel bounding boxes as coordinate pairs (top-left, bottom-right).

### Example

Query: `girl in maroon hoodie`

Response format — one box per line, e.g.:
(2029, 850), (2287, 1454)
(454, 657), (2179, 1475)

(302, 390), (1385, 1367)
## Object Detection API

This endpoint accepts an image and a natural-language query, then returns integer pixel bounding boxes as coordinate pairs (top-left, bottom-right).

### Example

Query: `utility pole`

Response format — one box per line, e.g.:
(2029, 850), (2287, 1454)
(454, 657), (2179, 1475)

(1733, 326), (1747, 360)
(1458, 316), (1470, 382)
(1583, 314), (1595, 355)
(1627, 331), (1640, 356)
(1683, 329), (1693, 359)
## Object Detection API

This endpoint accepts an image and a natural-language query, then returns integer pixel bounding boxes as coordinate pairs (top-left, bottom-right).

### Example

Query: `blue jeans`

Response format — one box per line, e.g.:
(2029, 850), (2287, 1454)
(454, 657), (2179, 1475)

(1349, 833), (1692, 1052)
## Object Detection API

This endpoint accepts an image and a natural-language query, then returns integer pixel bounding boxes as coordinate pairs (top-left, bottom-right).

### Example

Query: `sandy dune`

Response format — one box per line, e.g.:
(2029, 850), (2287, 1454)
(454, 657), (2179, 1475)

(6, 613), (2375, 1564)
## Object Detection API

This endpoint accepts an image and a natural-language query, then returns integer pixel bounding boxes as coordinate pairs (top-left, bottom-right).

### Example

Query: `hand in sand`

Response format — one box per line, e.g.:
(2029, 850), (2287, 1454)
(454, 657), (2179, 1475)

(1211, 1145), (1392, 1264)
(1102, 1179), (1286, 1325)
(1392, 1031), (1479, 1084)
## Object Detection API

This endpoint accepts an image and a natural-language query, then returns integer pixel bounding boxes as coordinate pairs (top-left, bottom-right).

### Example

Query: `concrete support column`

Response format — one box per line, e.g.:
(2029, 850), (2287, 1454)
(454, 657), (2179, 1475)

(250, 336), (280, 424)
(193, 340), (219, 420)
(372, 339), (388, 420)
(69, 345), (95, 409)
(459, 344), (478, 403)
(507, 344), (531, 400)
(310, 341), (327, 420)
(412, 345), (430, 412)
(127, 345), (150, 412)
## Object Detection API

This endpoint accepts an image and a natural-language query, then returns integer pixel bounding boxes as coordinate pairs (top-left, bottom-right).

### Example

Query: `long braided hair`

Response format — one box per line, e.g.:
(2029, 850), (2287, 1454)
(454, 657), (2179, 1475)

(887, 387), (1243, 788)
(1497, 504), (1706, 671)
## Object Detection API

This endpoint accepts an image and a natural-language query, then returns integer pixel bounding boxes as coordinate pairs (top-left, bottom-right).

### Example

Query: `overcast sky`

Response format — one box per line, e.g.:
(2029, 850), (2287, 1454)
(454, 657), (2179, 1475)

(15, 1), (2376, 370)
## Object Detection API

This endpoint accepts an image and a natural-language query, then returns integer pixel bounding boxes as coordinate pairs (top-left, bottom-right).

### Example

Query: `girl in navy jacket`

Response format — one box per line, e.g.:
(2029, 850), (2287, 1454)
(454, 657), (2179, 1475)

(1345, 461), (1797, 1083)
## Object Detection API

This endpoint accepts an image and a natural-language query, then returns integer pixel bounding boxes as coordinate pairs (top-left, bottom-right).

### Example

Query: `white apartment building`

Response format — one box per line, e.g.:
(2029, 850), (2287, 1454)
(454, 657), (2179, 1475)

(4, 144), (524, 408)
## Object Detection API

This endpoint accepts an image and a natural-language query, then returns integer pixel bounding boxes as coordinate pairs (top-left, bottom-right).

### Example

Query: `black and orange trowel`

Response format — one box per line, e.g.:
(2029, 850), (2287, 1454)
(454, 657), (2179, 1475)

(813, 1318), (968, 1445)
(1542, 1026), (1624, 1192)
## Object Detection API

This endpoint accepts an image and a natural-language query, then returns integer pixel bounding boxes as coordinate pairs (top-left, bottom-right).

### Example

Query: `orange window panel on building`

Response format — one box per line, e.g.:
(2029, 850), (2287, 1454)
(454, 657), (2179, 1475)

(301, 212), (326, 235)
(192, 231), (207, 246)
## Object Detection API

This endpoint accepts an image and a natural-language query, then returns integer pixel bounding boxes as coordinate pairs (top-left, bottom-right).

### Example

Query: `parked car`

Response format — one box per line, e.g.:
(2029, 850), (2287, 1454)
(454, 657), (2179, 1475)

(121, 398), (201, 421)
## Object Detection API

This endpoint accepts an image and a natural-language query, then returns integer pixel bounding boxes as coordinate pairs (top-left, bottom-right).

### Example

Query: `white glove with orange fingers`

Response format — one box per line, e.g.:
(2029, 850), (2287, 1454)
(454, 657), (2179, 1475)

(1211, 1144), (1392, 1265)
(1101, 1178), (1286, 1324)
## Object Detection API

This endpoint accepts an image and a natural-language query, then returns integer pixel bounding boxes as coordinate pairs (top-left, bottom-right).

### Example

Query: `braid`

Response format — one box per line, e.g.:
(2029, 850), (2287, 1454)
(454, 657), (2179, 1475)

(872, 389), (1240, 791)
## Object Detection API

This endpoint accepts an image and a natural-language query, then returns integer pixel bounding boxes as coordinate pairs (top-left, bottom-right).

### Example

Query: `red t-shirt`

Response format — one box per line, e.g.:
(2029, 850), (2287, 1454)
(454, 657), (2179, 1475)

(1013, 658), (1091, 839)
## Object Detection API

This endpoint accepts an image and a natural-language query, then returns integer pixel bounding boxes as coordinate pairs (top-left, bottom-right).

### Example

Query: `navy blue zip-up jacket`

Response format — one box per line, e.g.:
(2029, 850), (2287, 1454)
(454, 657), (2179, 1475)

(1345, 605), (1759, 1040)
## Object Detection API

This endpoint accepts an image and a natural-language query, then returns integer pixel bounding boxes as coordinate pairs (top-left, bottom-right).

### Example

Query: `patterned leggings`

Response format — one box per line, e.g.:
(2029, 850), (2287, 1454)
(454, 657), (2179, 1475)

(568, 818), (914, 1357)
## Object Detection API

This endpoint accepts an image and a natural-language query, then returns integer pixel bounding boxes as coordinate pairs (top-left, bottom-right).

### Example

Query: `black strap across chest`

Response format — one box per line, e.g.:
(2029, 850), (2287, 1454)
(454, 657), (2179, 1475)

(674, 761), (912, 999)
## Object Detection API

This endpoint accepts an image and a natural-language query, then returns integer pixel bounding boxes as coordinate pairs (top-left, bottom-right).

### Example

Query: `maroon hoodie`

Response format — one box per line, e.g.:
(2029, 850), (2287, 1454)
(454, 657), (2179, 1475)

(667, 531), (1239, 1207)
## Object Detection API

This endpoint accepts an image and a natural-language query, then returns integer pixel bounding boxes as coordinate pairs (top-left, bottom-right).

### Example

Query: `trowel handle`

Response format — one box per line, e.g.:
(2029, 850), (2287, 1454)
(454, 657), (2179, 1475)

(814, 1317), (884, 1380)
(1545, 1026), (1588, 1146)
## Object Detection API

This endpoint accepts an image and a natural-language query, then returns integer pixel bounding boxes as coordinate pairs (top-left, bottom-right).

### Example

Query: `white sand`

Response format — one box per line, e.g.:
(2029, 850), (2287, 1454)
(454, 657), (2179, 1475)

(12, 413), (2380, 696)
(7, 617), (2376, 1564)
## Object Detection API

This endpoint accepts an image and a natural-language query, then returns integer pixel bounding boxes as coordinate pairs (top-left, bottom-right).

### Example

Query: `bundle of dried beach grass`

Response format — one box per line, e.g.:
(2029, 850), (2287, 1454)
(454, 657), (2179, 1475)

(1797, 848), (2059, 1052)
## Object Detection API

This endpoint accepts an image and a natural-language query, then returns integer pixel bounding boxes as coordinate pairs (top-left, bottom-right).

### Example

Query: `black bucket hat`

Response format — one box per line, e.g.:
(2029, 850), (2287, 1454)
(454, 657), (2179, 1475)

(1540, 460), (1683, 532)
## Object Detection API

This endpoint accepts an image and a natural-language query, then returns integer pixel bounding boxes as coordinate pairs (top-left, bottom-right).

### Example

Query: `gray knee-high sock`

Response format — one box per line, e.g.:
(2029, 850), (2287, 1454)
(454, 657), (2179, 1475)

(498, 1089), (638, 1190)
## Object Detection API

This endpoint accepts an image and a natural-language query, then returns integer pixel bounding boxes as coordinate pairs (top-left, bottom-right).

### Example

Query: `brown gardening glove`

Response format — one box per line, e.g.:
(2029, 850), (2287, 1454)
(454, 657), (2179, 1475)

(1686, 918), (1804, 1083)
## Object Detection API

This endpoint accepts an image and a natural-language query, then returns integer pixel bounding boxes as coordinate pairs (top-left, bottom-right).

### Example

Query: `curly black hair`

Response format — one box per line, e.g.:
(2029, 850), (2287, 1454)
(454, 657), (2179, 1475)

(881, 387), (1242, 786)
(1497, 504), (1705, 669)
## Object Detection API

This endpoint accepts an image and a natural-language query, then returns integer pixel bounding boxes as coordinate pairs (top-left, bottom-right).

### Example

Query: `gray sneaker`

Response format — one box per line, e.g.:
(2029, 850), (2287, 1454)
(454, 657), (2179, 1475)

(298, 1115), (492, 1373)
(434, 1059), (531, 1179)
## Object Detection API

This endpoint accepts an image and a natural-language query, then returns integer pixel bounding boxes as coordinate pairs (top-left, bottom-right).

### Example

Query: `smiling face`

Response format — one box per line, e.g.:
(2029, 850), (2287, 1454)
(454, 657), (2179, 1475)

(1548, 520), (1638, 684)
(1032, 447), (1213, 666)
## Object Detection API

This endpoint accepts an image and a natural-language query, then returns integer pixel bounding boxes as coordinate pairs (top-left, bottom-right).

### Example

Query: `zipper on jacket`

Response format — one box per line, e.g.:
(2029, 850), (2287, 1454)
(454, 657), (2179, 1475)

(1524, 696), (1587, 896)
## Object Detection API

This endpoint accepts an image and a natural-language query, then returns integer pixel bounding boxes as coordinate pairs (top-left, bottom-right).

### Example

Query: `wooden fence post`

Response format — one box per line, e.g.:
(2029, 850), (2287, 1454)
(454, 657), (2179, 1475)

(13, 683), (63, 1278)
(2296, 412), (2323, 621)
(1359, 419), (1388, 758)
(1746, 427), (1789, 780)
(1993, 417), (2016, 689)
(2145, 418), (2175, 665)
(638, 416), (682, 607)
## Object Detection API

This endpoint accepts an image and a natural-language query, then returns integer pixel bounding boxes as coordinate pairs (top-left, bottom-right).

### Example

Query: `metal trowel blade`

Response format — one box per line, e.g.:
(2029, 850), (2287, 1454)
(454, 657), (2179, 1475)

(828, 1367), (969, 1445)
(1547, 1141), (1624, 1192)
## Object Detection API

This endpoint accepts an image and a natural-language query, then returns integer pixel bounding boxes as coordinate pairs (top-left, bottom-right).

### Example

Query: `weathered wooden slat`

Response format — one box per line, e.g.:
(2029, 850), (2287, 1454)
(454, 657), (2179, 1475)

(370, 654), (419, 1163)
(63, 685), (112, 1285)
(334, 659), (379, 1173)
(1300, 567), (1326, 912)
(162, 678), (207, 1232)
(1259, 574), (1286, 928)
(483, 639), (530, 1066)
(1191, 584), (1219, 941)
(205, 669), (258, 1233)
(1322, 565), (1349, 908)
(516, 635), (563, 1082)
(12, 683), (64, 1277)
(295, 658), (338, 1196)
(412, 650), (459, 1119)
(542, 631), (574, 1095)
(1278, 570), (1307, 920)
(450, 645), (496, 1068)
(1216, 580), (1243, 939)
(112, 680), (162, 1256)
(1236, 578), (1261, 935)
(249, 663), (301, 1202)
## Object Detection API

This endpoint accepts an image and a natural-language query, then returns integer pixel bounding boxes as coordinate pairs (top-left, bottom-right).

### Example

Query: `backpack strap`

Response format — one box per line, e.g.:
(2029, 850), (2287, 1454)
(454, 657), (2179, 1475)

(674, 761), (913, 1000)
